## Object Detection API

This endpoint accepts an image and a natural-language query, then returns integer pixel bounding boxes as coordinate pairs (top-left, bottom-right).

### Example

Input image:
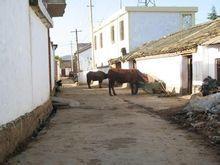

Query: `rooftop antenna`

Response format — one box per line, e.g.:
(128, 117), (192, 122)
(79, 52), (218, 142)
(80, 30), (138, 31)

(138, 0), (156, 6)
(120, 0), (122, 9)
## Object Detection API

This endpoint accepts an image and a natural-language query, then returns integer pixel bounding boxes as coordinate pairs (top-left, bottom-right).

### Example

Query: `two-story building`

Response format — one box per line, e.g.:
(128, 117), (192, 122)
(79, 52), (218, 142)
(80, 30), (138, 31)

(93, 6), (198, 71)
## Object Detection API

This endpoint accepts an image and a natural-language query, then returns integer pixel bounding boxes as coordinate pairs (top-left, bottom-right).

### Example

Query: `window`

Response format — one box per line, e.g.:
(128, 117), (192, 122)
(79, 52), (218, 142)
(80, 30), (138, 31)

(120, 21), (124, 41)
(111, 26), (115, 43)
(94, 36), (97, 50)
(182, 14), (193, 29)
(100, 33), (103, 48)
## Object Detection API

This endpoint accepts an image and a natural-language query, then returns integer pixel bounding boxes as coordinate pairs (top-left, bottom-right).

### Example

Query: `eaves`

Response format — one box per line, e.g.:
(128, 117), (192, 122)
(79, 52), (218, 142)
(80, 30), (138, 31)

(30, 0), (53, 28)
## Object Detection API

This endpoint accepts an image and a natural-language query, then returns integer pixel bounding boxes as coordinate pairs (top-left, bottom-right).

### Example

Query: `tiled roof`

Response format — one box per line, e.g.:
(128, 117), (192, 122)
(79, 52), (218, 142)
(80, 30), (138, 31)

(126, 18), (220, 60)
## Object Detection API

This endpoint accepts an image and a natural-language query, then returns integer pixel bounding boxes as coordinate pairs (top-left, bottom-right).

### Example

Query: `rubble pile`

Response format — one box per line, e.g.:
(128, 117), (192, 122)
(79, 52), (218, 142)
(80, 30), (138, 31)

(173, 93), (220, 144)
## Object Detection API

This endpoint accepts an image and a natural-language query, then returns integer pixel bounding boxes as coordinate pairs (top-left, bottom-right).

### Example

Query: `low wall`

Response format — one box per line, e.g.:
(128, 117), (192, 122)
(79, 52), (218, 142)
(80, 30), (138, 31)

(0, 99), (53, 163)
(78, 68), (109, 85)
(136, 56), (182, 93)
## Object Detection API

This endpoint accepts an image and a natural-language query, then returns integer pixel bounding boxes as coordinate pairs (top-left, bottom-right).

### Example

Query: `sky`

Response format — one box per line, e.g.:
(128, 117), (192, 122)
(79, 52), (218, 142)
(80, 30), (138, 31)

(50, 0), (220, 56)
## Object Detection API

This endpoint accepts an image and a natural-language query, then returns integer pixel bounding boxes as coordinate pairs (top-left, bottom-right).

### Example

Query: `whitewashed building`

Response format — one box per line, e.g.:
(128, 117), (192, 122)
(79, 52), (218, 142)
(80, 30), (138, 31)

(125, 19), (220, 94)
(93, 6), (198, 70)
(0, 0), (66, 162)
(77, 43), (92, 84)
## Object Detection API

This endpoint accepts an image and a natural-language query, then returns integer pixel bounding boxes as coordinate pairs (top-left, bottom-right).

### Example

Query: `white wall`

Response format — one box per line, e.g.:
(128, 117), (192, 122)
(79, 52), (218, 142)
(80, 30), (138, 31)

(121, 61), (130, 69)
(193, 45), (220, 90)
(136, 56), (183, 92)
(50, 46), (55, 90)
(78, 48), (92, 84)
(78, 71), (89, 84)
(94, 13), (129, 67)
(129, 12), (183, 50)
(55, 60), (61, 81)
(0, 0), (50, 125)
(79, 48), (92, 71)
(30, 9), (50, 108)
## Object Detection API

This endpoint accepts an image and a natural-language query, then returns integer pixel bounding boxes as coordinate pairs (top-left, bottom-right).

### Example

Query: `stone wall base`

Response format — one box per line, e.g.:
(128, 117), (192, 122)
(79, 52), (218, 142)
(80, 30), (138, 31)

(0, 99), (53, 163)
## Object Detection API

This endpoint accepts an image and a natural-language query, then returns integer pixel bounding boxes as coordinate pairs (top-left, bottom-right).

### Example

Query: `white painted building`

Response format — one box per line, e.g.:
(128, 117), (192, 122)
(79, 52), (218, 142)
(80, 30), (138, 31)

(125, 19), (220, 94)
(78, 43), (92, 84)
(93, 6), (198, 69)
(0, 0), (66, 161)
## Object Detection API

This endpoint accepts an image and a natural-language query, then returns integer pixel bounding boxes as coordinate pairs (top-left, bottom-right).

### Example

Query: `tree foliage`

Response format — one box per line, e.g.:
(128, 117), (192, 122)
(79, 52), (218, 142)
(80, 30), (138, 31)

(55, 55), (62, 61)
(207, 6), (219, 20)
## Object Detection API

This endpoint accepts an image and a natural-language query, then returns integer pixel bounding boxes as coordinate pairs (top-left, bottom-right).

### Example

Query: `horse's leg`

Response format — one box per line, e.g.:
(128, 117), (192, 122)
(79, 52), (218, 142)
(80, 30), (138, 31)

(130, 83), (134, 95)
(99, 80), (102, 88)
(109, 80), (113, 96)
(112, 81), (117, 95)
(133, 82), (139, 95)
(87, 79), (91, 89)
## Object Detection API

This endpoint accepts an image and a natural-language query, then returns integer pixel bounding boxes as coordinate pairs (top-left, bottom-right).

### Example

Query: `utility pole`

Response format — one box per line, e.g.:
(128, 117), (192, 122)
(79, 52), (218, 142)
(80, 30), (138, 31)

(70, 41), (74, 72)
(120, 0), (122, 9)
(88, 0), (95, 69)
(71, 29), (82, 73)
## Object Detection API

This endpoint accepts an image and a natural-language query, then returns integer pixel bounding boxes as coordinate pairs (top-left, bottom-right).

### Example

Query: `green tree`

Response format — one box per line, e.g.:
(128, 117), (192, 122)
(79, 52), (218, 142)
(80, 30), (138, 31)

(55, 55), (62, 61)
(207, 6), (219, 20)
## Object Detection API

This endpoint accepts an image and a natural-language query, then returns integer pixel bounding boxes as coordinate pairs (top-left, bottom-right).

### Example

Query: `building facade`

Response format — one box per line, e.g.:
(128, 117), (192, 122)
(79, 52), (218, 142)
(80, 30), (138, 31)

(93, 6), (198, 69)
(0, 0), (66, 162)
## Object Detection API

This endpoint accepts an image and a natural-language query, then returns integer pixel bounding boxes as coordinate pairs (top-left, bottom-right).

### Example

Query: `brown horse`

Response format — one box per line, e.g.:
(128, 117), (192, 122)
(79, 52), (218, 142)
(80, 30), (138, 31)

(87, 71), (108, 89)
(108, 68), (149, 96)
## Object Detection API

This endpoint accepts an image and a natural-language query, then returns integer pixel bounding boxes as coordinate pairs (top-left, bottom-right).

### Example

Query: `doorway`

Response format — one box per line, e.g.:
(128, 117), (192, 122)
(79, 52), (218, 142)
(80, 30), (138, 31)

(61, 69), (66, 77)
(187, 56), (193, 94)
(116, 62), (121, 69)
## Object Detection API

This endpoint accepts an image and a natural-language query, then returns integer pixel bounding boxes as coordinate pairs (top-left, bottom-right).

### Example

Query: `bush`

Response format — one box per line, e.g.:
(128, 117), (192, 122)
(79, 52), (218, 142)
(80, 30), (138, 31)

(200, 76), (218, 96)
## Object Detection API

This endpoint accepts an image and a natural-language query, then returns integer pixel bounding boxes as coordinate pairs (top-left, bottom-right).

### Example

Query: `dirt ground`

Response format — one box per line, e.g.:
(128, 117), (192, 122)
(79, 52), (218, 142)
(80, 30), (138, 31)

(6, 83), (220, 165)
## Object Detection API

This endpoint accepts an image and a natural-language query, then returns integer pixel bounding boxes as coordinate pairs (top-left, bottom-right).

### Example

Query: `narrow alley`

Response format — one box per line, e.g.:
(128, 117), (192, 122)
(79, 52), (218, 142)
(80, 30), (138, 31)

(7, 84), (220, 165)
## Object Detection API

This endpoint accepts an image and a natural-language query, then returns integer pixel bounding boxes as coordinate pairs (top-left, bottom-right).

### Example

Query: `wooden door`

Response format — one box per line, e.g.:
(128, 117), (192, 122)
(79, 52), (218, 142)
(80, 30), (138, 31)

(187, 56), (192, 94)
(61, 69), (66, 77)
(116, 62), (121, 69)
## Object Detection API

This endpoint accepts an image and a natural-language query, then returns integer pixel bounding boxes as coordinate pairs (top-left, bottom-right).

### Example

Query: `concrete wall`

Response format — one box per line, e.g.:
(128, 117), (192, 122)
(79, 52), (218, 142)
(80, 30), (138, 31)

(0, 0), (50, 125)
(129, 12), (183, 50)
(136, 56), (183, 93)
(94, 13), (129, 67)
(193, 45), (220, 92)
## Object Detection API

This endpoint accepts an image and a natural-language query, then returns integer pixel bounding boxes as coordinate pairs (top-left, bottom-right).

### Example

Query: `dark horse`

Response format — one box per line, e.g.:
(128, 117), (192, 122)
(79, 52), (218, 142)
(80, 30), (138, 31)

(87, 71), (108, 89)
(108, 68), (149, 96)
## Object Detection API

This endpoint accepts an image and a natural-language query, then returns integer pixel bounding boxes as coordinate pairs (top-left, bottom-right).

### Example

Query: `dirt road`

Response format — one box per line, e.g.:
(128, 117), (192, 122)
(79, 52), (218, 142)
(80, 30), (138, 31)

(7, 85), (220, 165)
